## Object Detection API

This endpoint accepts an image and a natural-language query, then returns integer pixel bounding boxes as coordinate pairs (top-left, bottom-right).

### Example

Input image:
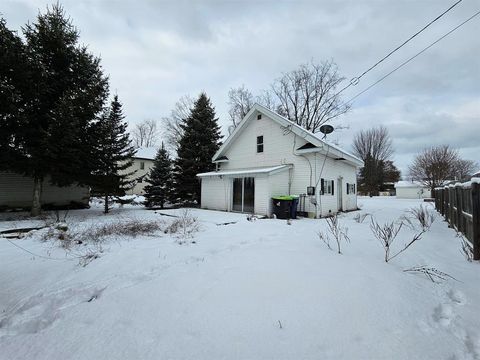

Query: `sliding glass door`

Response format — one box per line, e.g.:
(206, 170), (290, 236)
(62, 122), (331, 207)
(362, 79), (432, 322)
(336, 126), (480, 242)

(243, 177), (255, 213)
(232, 178), (243, 212)
(232, 177), (255, 213)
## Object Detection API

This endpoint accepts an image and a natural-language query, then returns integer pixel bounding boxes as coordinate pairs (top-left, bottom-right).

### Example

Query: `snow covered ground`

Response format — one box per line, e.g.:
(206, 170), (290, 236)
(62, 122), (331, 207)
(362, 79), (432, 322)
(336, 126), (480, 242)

(1, 197), (479, 360)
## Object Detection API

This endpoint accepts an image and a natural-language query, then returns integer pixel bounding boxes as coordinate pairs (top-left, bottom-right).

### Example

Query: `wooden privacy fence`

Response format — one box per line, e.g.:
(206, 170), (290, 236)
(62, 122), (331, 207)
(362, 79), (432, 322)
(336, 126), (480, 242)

(434, 181), (480, 260)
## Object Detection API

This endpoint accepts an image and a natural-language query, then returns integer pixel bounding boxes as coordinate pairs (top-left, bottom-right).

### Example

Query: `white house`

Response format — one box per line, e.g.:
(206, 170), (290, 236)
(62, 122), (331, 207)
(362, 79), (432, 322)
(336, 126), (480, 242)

(123, 147), (157, 195)
(197, 104), (363, 218)
(394, 180), (430, 199)
(0, 171), (89, 210)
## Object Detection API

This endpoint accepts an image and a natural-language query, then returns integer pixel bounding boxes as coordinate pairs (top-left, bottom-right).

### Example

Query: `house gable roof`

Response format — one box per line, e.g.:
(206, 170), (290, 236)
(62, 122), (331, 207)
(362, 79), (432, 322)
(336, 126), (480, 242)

(133, 147), (158, 160)
(213, 103), (363, 167)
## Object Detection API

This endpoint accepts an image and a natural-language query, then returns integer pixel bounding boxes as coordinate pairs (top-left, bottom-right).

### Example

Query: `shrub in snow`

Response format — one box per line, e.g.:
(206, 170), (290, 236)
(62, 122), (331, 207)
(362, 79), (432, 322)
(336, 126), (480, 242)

(403, 205), (435, 232)
(77, 244), (104, 267)
(318, 214), (350, 254)
(459, 234), (474, 262)
(90, 219), (163, 239)
(164, 209), (200, 244)
(353, 213), (370, 223)
(403, 265), (457, 283)
(38, 218), (165, 266)
(370, 218), (426, 263)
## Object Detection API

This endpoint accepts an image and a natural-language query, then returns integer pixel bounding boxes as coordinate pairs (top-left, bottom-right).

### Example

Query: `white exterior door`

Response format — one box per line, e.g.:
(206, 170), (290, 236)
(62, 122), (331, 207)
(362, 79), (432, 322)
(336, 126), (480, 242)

(337, 178), (343, 211)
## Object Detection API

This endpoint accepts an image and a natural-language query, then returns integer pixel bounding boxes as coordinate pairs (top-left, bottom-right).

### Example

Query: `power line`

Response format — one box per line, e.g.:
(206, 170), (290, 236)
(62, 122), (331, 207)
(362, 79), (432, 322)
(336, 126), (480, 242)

(336, 0), (464, 96)
(345, 9), (480, 104)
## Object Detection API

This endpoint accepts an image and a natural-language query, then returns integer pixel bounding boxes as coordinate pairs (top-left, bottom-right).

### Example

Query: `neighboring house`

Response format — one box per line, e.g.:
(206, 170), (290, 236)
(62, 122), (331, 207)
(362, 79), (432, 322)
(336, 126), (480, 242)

(472, 170), (480, 179)
(394, 180), (430, 199)
(0, 171), (89, 210)
(123, 147), (157, 195)
(197, 104), (363, 218)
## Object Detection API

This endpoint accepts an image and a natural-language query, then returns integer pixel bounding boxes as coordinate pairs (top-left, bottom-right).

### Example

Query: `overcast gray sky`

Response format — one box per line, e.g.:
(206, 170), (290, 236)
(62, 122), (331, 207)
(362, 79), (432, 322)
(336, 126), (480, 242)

(3, 0), (479, 176)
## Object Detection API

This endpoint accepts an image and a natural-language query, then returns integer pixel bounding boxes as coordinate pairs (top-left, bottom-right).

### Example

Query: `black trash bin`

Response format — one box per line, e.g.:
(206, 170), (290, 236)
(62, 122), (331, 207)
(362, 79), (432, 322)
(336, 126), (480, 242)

(272, 196), (294, 219)
(290, 196), (299, 219)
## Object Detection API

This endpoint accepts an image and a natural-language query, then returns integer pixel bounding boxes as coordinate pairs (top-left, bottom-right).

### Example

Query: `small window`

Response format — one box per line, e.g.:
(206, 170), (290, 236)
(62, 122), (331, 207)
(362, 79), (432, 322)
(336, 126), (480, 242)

(140, 162), (145, 170)
(347, 183), (355, 194)
(321, 179), (334, 195)
(256, 136), (264, 153)
(257, 114), (262, 120)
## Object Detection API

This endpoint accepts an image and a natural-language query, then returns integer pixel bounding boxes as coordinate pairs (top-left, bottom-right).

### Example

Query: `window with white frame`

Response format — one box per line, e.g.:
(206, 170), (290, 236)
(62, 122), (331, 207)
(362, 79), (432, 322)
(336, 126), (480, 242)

(321, 179), (335, 195)
(346, 183), (356, 194)
(256, 135), (264, 153)
(140, 161), (145, 170)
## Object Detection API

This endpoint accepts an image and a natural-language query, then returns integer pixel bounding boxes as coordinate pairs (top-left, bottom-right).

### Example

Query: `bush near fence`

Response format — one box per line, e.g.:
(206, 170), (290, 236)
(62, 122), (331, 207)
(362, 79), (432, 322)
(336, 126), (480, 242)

(434, 178), (480, 260)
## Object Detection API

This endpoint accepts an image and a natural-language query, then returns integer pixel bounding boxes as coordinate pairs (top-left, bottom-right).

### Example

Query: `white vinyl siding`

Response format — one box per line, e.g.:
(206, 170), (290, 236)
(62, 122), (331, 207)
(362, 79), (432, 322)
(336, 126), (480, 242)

(396, 186), (430, 199)
(0, 172), (89, 209)
(202, 111), (359, 217)
(200, 172), (283, 216)
(200, 176), (231, 211)
(121, 158), (155, 195)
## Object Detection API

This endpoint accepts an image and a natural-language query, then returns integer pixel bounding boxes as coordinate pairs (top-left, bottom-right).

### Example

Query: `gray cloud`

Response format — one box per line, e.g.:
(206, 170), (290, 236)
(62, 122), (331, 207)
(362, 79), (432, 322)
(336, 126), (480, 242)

(2, 0), (479, 176)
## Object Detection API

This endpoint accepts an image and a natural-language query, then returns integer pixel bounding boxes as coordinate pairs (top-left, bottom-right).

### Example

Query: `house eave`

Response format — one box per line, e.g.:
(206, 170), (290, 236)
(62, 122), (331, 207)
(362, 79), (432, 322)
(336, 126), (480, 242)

(197, 164), (292, 178)
(295, 147), (363, 167)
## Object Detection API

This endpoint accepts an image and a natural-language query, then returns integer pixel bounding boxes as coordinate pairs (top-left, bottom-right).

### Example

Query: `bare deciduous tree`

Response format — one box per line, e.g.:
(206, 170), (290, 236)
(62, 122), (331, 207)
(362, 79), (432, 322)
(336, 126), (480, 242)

(161, 95), (194, 153)
(228, 85), (254, 128)
(453, 159), (477, 181)
(256, 89), (278, 112)
(408, 145), (459, 197)
(352, 126), (393, 163)
(270, 60), (350, 132)
(353, 126), (394, 195)
(131, 119), (160, 148)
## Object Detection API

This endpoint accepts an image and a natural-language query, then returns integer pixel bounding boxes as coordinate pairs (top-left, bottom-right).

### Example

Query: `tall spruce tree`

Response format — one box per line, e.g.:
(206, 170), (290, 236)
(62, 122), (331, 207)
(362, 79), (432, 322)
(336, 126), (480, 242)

(144, 143), (174, 209)
(174, 93), (221, 203)
(2, 5), (109, 215)
(91, 95), (136, 213)
(0, 18), (30, 172)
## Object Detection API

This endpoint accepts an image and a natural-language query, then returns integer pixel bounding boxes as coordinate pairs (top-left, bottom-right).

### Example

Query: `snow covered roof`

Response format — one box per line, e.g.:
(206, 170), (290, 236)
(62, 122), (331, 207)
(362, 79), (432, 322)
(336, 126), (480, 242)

(212, 104), (364, 168)
(394, 181), (426, 189)
(197, 165), (291, 177)
(133, 147), (158, 160)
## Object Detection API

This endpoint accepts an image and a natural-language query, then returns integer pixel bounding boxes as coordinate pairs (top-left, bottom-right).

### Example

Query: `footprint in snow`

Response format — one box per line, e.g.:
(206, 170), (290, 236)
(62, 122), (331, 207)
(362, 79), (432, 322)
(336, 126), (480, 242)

(0, 286), (106, 337)
(432, 304), (454, 327)
(447, 289), (466, 306)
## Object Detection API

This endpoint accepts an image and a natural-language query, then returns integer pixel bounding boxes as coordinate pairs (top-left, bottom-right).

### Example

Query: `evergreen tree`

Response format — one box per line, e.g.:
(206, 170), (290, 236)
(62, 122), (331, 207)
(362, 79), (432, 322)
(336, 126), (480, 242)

(144, 143), (174, 208)
(91, 95), (136, 213)
(1, 5), (109, 215)
(0, 18), (30, 172)
(174, 93), (221, 203)
(358, 156), (401, 195)
(379, 160), (401, 191)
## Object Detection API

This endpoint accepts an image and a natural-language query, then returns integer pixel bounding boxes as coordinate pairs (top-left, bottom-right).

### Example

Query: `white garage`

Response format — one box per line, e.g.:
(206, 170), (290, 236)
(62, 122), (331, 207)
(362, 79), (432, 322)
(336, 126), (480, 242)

(394, 181), (431, 199)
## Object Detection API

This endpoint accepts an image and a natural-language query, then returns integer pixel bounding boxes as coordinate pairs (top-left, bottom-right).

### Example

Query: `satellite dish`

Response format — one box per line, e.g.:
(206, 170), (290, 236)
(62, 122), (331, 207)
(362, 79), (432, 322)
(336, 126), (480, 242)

(319, 124), (334, 139)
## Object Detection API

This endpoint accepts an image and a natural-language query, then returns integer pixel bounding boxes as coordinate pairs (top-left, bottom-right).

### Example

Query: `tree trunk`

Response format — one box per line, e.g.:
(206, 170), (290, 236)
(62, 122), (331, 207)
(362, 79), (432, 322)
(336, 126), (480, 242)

(104, 194), (109, 214)
(31, 176), (42, 216)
